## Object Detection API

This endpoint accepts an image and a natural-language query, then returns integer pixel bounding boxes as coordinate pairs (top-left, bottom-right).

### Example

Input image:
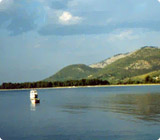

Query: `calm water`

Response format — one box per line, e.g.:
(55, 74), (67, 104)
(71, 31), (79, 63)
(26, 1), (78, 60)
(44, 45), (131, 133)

(0, 85), (160, 140)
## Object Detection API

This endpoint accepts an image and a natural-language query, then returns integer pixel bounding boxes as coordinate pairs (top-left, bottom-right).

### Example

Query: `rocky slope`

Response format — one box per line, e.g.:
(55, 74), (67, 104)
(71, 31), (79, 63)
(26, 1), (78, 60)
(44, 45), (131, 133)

(89, 52), (134, 68)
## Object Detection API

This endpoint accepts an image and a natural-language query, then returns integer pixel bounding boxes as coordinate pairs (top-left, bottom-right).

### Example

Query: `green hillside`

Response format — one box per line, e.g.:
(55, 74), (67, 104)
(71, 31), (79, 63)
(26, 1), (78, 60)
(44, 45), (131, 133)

(130, 70), (160, 82)
(93, 46), (160, 83)
(44, 64), (100, 82)
(44, 46), (160, 83)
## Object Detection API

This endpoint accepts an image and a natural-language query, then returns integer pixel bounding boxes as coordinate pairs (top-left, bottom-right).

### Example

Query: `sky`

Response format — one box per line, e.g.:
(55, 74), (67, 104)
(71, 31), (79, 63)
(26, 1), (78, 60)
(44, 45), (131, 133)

(1, 0), (160, 84)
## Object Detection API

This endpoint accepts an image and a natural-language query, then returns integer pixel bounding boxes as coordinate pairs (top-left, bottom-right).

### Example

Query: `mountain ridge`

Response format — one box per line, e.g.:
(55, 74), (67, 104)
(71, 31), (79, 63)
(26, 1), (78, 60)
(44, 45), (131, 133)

(44, 46), (160, 83)
(91, 46), (160, 83)
(89, 51), (135, 68)
(44, 64), (100, 82)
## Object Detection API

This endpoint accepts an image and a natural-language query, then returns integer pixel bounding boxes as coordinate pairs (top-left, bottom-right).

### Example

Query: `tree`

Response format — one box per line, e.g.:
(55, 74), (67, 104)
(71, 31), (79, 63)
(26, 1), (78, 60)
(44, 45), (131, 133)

(145, 75), (152, 83)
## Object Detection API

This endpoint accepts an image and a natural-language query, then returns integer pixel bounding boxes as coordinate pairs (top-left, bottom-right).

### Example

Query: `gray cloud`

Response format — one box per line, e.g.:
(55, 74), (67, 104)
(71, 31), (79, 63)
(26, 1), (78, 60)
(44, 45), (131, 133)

(0, 0), (42, 35)
(0, 11), (9, 26)
(7, 14), (36, 36)
(41, 0), (71, 10)
(51, 0), (68, 10)
(38, 20), (160, 36)
(38, 24), (115, 36)
(1, 0), (160, 36)
(0, 0), (72, 35)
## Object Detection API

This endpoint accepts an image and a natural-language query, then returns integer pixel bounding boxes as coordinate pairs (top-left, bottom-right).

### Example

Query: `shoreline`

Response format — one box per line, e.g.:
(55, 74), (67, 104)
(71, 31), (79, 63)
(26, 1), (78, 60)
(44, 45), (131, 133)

(0, 83), (160, 91)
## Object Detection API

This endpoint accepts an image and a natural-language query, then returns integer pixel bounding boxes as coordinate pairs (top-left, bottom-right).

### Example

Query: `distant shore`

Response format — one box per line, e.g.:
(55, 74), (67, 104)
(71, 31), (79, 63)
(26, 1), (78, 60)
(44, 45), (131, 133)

(0, 83), (160, 91)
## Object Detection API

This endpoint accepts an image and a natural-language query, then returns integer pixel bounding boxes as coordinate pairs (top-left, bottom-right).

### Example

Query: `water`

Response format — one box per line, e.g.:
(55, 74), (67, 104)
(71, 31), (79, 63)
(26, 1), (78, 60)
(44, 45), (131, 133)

(0, 85), (160, 140)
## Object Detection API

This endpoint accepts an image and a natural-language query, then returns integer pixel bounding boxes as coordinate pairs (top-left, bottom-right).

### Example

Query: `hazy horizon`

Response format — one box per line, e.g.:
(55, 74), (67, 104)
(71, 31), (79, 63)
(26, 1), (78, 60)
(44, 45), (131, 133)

(1, 0), (160, 84)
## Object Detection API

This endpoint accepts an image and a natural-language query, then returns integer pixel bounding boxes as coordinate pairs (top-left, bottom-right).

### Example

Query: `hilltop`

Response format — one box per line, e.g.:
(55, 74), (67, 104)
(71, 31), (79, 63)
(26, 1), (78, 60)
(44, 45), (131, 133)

(44, 64), (100, 82)
(44, 46), (160, 84)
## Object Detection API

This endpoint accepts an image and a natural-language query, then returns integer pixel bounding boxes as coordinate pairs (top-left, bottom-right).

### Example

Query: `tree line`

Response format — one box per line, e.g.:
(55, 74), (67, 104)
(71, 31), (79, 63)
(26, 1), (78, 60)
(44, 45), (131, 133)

(1, 75), (159, 89)
(117, 75), (160, 85)
(0, 79), (110, 89)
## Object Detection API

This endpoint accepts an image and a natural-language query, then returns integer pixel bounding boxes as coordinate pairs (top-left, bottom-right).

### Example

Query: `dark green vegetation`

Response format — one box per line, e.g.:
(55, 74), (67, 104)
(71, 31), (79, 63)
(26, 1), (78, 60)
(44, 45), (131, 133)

(0, 79), (110, 89)
(45, 46), (160, 84)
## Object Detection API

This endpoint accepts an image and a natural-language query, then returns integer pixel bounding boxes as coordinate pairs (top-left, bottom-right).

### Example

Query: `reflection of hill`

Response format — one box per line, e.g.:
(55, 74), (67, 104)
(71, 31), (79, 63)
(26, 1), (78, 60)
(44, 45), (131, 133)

(102, 94), (160, 122)
(62, 93), (160, 122)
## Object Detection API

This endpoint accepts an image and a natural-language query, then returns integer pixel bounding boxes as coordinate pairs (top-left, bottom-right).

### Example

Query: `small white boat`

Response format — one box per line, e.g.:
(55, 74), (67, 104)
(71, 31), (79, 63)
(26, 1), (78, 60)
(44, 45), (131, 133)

(30, 89), (40, 103)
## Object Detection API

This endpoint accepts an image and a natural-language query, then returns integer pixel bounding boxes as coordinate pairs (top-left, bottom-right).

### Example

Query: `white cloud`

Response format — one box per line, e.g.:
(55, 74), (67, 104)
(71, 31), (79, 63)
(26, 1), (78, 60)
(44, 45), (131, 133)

(108, 30), (139, 41)
(158, 0), (160, 3)
(0, 0), (2, 3)
(59, 11), (82, 25)
(59, 12), (72, 22)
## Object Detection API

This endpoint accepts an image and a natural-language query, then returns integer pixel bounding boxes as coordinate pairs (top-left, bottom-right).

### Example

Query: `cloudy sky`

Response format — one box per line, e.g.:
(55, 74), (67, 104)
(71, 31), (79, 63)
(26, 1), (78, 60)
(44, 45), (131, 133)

(1, 0), (160, 83)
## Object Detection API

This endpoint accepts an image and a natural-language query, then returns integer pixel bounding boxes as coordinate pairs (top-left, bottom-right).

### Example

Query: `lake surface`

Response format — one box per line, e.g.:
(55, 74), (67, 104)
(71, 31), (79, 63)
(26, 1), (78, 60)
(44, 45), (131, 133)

(0, 85), (160, 140)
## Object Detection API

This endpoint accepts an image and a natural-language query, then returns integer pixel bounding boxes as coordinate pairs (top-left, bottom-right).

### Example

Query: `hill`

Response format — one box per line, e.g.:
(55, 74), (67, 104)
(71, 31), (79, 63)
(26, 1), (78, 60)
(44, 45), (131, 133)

(44, 64), (100, 82)
(93, 46), (160, 83)
(44, 46), (160, 83)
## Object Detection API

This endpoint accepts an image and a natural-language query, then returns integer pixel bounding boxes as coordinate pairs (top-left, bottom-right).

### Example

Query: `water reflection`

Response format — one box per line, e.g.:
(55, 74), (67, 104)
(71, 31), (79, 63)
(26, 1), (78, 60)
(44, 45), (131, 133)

(104, 93), (160, 122)
(62, 93), (160, 122)
(30, 102), (36, 111)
